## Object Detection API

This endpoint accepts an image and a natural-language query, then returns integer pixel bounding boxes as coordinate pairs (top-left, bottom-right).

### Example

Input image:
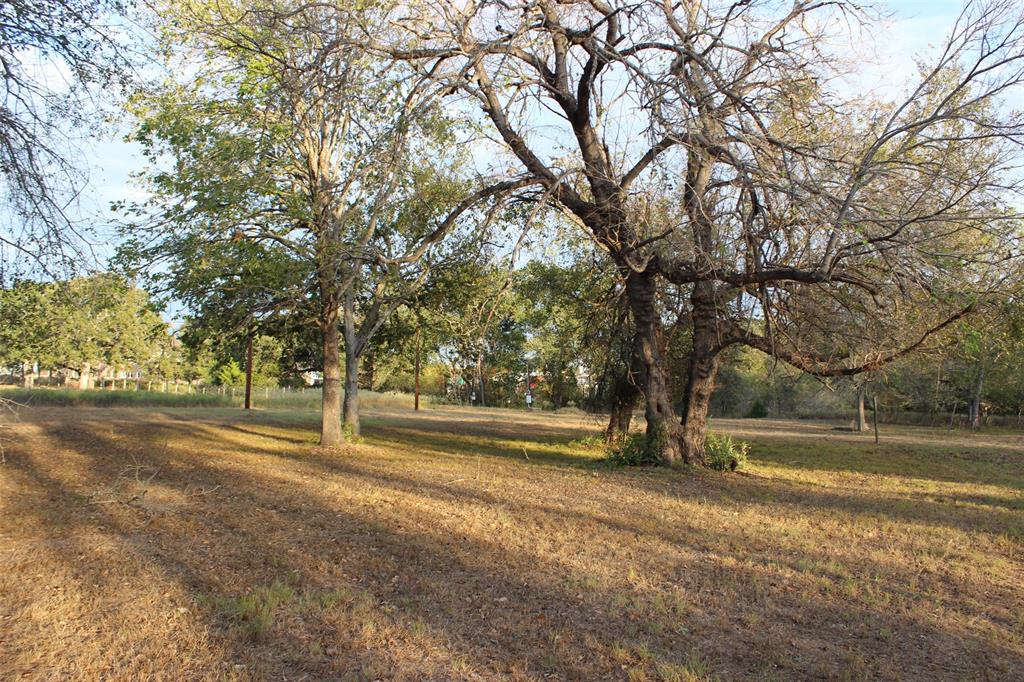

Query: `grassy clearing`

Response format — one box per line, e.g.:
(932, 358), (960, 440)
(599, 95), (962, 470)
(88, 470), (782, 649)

(1, 405), (1022, 680)
(0, 387), (234, 408)
(0, 386), (427, 411)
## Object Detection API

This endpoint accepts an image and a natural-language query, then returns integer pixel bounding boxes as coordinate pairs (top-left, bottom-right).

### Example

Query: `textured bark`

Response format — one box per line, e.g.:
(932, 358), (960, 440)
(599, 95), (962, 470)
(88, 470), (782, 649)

(414, 326), (421, 411)
(677, 282), (720, 465)
(244, 333), (253, 410)
(341, 290), (361, 437)
(624, 270), (688, 465)
(320, 304), (344, 447)
(605, 396), (636, 444)
(679, 355), (719, 465)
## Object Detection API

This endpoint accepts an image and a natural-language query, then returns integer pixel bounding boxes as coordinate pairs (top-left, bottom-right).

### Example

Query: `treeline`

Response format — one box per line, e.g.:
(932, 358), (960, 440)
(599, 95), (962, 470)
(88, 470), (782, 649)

(6, 1), (1024, 465)
(0, 274), (283, 389)
(8, 259), (1019, 431)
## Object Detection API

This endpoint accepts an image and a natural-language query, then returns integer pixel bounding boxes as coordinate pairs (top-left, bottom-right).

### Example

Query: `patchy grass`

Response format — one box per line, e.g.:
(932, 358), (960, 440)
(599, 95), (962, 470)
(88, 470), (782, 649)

(1, 406), (1022, 680)
(0, 386), (431, 411)
(0, 386), (235, 408)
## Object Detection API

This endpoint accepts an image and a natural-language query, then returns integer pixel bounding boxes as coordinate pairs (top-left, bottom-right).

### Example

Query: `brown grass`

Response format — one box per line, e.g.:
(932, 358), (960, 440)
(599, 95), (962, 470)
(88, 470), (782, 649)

(1, 405), (1022, 680)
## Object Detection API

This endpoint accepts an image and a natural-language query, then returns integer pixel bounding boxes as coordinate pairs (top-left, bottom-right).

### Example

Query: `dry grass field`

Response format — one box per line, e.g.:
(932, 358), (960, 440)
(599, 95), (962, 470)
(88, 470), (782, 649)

(1, 405), (1022, 681)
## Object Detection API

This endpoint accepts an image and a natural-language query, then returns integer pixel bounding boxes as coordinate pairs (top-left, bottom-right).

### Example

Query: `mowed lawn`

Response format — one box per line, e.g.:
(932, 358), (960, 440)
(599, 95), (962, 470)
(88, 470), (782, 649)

(1, 406), (1023, 681)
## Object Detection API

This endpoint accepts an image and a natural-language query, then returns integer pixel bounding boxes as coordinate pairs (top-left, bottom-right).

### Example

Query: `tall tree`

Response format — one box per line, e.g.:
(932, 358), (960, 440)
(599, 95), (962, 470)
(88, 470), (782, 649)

(384, 0), (1024, 464)
(126, 0), (524, 444)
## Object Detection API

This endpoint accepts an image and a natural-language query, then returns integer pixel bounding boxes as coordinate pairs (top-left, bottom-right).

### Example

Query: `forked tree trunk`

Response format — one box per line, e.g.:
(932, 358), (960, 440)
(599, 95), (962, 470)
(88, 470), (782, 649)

(605, 345), (640, 444)
(605, 395), (636, 443)
(320, 311), (344, 447)
(625, 270), (689, 465)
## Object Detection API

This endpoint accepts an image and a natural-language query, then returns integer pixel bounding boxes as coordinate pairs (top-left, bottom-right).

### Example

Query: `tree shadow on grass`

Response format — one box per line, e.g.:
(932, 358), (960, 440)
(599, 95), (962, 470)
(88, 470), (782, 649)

(719, 420), (1024, 490)
(5, 416), (1022, 680)
(123, 412), (1024, 544)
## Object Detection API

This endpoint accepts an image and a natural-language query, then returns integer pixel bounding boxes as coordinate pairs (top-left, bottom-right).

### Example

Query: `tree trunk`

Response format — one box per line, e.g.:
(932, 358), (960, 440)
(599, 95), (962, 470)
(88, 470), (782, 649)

(605, 395), (636, 443)
(320, 311), (344, 447)
(244, 332), (254, 410)
(969, 367), (985, 430)
(624, 270), (689, 465)
(414, 326), (421, 411)
(476, 352), (486, 407)
(341, 289), (361, 436)
(343, 345), (360, 436)
(679, 352), (720, 464)
(22, 361), (34, 388)
(78, 363), (91, 390)
(672, 279), (724, 465)
(856, 383), (868, 432)
(605, 344), (640, 443)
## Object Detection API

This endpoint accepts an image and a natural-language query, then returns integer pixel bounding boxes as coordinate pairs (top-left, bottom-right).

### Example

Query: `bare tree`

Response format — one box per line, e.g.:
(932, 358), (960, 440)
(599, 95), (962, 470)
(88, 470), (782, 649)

(379, 0), (1024, 464)
(0, 0), (131, 276)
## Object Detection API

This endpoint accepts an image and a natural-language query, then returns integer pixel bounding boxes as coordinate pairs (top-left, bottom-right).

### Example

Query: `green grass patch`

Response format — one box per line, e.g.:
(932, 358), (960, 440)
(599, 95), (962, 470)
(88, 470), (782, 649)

(198, 580), (296, 641)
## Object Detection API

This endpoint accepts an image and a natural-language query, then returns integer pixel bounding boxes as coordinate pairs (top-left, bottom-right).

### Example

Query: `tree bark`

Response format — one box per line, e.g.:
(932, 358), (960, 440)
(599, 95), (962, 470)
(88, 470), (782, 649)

(244, 332), (254, 410)
(969, 366), (985, 430)
(856, 383), (868, 432)
(414, 326), (421, 411)
(320, 309), (344, 447)
(624, 270), (689, 464)
(343, 345), (360, 436)
(605, 343), (640, 443)
(476, 352), (486, 407)
(605, 394), (636, 443)
(22, 361), (34, 388)
(678, 353), (720, 465)
(342, 289), (361, 436)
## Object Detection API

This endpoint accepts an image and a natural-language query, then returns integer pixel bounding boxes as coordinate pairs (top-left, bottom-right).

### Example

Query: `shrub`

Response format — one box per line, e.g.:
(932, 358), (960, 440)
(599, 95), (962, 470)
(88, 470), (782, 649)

(704, 431), (749, 471)
(607, 428), (665, 466)
(746, 400), (768, 418)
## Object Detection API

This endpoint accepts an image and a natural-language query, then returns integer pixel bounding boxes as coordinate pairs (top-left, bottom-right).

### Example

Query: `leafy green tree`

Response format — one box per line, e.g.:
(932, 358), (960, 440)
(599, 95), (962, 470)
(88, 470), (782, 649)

(214, 360), (245, 387)
(1, 274), (169, 388)
(124, 0), (516, 443)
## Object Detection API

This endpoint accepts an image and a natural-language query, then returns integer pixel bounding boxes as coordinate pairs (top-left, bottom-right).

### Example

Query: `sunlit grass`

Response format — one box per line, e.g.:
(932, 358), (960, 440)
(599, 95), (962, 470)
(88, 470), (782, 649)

(1, 406), (1021, 679)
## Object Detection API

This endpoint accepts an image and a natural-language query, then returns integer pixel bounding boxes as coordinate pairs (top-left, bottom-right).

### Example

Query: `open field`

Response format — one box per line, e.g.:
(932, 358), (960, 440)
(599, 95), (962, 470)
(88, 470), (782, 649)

(1, 406), (1023, 680)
